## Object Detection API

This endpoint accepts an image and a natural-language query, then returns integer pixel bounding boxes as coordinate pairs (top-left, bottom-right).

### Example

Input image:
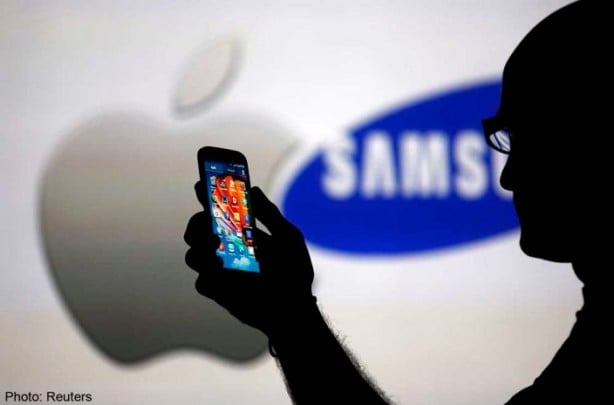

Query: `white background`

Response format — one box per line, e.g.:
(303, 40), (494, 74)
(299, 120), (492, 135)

(1, 1), (579, 404)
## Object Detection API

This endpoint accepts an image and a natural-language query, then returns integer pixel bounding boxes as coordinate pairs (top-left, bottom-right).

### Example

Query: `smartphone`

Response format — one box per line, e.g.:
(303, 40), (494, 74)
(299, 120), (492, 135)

(198, 146), (260, 273)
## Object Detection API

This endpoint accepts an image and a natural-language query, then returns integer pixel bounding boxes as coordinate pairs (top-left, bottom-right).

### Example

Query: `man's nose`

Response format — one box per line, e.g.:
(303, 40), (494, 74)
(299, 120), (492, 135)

(499, 153), (514, 191)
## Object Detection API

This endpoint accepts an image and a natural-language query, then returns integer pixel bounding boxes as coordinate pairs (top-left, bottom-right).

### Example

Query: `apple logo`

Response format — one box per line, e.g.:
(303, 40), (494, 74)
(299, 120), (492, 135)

(40, 37), (297, 363)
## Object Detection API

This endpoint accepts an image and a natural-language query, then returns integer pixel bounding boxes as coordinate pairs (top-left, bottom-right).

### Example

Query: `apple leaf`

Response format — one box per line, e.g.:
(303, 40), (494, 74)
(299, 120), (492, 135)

(174, 37), (242, 116)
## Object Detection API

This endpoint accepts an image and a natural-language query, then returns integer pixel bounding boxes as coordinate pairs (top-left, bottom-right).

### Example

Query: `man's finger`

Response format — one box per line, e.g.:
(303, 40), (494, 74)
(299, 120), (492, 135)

(253, 227), (272, 249)
(184, 212), (210, 246)
(251, 187), (293, 235)
(185, 236), (221, 270)
(184, 211), (220, 246)
(185, 247), (203, 272)
(195, 181), (209, 209)
(252, 227), (273, 274)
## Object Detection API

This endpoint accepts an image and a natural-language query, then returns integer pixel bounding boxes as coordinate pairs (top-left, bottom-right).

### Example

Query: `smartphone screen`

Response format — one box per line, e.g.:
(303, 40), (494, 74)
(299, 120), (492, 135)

(203, 159), (260, 273)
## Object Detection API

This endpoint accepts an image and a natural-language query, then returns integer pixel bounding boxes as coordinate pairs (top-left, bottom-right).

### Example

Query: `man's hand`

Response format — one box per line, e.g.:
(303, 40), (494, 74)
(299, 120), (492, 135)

(185, 182), (390, 405)
(184, 182), (315, 336)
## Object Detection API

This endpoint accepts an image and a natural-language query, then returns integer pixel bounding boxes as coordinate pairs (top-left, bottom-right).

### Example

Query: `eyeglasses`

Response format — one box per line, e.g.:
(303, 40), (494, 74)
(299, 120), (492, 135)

(482, 115), (511, 154)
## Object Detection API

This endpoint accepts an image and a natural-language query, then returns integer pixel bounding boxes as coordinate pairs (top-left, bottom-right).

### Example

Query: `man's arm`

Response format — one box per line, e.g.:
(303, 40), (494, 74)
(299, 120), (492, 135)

(270, 301), (390, 404)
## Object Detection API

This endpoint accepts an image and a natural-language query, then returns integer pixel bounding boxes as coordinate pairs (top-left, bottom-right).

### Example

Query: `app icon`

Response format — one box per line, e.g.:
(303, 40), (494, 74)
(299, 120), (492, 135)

(244, 214), (250, 223)
(218, 242), (225, 252)
(236, 230), (242, 238)
(216, 226), (222, 234)
(238, 181), (245, 191)
(230, 179), (235, 188)
(228, 243), (235, 253)
(248, 246), (255, 256)
(231, 196), (238, 206)
(242, 198), (247, 206)
(213, 207), (221, 218)
(222, 195), (228, 203)
(224, 211), (230, 220)
(245, 229), (252, 239)
(233, 212), (240, 221)
(209, 175), (216, 186)
(220, 180), (227, 189)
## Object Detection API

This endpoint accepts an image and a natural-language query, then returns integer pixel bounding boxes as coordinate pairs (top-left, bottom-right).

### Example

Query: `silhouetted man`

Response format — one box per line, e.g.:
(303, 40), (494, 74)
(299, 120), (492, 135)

(185, 1), (611, 403)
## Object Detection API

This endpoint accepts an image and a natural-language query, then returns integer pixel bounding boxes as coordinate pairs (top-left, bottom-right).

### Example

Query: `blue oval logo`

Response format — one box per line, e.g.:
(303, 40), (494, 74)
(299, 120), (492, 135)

(281, 80), (518, 254)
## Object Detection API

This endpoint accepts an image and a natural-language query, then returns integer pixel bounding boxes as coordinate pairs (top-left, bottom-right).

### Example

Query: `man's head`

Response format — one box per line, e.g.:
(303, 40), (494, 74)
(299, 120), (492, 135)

(484, 1), (610, 262)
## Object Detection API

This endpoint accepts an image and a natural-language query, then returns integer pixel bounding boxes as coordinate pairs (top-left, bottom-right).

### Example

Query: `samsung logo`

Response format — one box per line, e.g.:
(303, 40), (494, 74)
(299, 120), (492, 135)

(282, 81), (518, 254)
